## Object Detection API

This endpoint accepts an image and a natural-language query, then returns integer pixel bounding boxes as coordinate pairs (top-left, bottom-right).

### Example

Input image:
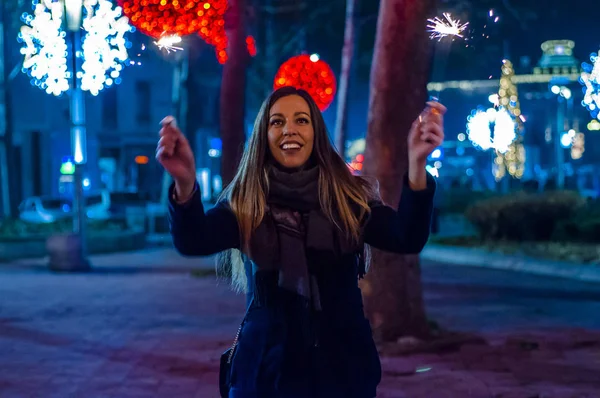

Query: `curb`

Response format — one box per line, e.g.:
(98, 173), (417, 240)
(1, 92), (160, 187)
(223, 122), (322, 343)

(421, 244), (600, 283)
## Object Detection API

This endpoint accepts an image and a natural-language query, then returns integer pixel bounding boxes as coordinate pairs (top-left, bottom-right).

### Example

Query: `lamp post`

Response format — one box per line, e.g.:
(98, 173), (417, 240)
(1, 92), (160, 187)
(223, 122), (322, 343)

(46, 0), (90, 271)
(20, 0), (131, 271)
(550, 84), (572, 189)
(64, 0), (87, 251)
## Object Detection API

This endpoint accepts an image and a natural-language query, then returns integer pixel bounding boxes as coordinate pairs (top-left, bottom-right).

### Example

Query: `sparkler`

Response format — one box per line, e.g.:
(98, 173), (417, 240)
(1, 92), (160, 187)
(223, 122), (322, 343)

(427, 13), (469, 41)
(427, 13), (469, 100)
(154, 35), (183, 53)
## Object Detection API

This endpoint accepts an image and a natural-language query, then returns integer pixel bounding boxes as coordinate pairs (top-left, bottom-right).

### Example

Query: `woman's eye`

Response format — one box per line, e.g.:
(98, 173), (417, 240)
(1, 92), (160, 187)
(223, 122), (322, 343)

(270, 119), (283, 126)
(297, 118), (309, 124)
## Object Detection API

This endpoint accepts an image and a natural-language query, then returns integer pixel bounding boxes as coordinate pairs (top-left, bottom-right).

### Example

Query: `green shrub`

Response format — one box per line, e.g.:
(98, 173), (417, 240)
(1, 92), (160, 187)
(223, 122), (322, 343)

(438, 189), (498, 215)
(465, 191), (585, 242)
(552, 199), (600, 243)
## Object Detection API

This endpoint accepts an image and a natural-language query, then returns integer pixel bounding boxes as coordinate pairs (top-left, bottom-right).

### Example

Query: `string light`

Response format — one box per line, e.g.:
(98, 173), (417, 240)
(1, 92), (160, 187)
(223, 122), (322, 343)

(580, 50), (600, 120)
(19, 0), (132, 97)
(427, 72), (581, 92)
(117, 0), (230, 63)
(571, 132), (585, 160)
(466, 107), (516, 154)
(274, 54), (337, 111)
(80, 0), (132, 96)
(494, 60), (525, 180)
(19, 1), (69, 96)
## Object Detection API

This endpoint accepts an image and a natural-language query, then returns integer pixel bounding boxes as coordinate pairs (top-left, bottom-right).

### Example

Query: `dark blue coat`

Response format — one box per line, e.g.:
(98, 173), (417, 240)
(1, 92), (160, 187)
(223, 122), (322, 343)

(168, 175), (435, 398)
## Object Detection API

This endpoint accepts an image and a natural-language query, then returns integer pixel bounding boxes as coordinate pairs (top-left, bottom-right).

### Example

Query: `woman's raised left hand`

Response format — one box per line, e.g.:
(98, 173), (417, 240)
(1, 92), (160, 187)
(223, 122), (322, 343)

(407, 101), (447, 167)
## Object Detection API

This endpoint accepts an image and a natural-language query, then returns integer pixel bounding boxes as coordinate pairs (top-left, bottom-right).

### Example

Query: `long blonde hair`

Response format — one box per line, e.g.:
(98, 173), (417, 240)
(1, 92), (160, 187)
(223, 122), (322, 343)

(217, 87), (375, 292)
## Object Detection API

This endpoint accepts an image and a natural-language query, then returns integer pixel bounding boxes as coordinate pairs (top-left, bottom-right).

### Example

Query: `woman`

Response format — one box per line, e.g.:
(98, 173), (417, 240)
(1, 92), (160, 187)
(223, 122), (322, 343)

(157, 86), (445, 398)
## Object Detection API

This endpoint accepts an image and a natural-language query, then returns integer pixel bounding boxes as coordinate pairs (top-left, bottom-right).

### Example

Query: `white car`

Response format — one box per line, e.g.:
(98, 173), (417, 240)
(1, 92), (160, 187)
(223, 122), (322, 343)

(18, 191), (111, 224)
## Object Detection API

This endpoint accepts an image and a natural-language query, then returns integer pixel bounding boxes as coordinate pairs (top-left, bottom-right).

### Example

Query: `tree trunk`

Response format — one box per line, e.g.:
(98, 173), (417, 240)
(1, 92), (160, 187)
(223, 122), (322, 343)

(361, 0), (435, 343)
(220, 0), (249, 187)
(333, 0), (357, 157)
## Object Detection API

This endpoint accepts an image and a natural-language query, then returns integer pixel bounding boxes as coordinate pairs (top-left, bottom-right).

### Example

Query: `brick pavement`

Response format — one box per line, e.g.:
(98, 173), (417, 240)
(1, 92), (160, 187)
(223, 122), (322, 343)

(1, 250), (600, 397)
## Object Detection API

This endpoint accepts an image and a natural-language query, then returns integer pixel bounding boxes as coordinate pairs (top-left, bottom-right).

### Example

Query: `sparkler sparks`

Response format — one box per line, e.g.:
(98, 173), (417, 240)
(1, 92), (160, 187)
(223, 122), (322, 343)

(154, 35), (183, 53)
(427, 13), (469, 41)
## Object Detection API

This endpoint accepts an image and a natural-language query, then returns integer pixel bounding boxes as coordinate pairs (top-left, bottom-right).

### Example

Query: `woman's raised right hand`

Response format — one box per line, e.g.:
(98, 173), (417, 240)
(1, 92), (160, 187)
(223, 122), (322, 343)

(156, 116), (197, 198)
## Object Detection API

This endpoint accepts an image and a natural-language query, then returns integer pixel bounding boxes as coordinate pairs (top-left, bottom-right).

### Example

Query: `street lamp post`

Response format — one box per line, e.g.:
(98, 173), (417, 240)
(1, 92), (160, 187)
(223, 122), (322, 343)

(65, 0), (87, 243)
(21, 0), (131, 271)
(53, 0), (90, 270)
(550, 84), (572, 190)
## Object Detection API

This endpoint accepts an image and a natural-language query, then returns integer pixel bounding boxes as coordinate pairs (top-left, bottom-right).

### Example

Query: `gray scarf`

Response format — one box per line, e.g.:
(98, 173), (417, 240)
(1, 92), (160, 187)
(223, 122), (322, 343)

(248, 166), (360, 299)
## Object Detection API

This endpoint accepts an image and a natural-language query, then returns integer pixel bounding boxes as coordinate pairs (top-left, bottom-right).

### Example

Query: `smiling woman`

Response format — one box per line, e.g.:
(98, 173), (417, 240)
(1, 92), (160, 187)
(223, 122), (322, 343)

(157, 85), (444, 397)
(267, 95), (315, 170)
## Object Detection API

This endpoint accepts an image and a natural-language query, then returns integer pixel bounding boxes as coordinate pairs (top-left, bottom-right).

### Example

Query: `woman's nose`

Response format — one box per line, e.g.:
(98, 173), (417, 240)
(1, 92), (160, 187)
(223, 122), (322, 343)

(283, 125), (297, 135)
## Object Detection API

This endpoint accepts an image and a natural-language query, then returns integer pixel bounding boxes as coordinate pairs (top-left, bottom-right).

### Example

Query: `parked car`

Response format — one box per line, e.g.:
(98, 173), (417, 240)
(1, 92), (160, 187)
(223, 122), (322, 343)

(18, 191), (111, 224)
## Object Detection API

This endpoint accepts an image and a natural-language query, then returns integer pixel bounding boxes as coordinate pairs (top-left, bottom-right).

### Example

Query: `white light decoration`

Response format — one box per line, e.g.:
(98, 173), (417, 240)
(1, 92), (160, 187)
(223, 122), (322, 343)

(19, 0), (131, 97)
(80, 0), (131, 95)
(580, 51), (600, 120)
(467, 107), (516, 154)
(19, 1), (69, 96)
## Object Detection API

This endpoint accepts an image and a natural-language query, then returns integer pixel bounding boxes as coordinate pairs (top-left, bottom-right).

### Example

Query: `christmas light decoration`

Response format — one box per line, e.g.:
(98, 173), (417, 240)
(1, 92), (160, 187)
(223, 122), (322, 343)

(427, 13), (469, 41)
(80, 0), (131, 96)
(571, 132), (585, 160)
(19, 0), (132, 96)
(246, 35), (257, 57)
(117, 0), (218, 39)
(19, 1), (69, 96)
(274, 54), (337, 111)
(466, 107), (516, 154)
(117, 0), (229, 62)
(494, 60), (525, 180)
(580, 51), (600, 120)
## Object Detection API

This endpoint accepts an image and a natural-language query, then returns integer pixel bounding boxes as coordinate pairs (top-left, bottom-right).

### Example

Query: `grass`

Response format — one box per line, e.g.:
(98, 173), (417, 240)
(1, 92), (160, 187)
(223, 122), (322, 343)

(431, 235), (600, 265)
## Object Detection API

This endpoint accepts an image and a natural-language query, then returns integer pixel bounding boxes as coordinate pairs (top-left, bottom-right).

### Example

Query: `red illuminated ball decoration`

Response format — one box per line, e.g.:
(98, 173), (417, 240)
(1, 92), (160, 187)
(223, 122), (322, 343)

(273, 55), (337, 111)
(118, 0), (226, 38)
(118, 0), (228, 62)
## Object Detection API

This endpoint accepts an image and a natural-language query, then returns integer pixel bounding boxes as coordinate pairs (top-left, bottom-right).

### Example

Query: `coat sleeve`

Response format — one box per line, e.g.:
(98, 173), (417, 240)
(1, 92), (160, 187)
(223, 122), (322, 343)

(168, 182), (241, 256)
(363, 173), (436, 254)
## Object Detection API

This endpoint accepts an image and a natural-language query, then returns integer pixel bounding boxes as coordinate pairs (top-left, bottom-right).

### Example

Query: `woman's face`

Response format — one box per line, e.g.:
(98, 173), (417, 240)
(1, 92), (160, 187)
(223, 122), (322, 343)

(267, 94), (315, 169)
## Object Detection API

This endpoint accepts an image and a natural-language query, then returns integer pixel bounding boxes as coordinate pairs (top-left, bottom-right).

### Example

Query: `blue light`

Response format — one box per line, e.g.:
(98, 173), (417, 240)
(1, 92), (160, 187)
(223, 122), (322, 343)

(560, 133), (573, 148)
(209, 137), (222, 151)
(428, 147), (444, 161)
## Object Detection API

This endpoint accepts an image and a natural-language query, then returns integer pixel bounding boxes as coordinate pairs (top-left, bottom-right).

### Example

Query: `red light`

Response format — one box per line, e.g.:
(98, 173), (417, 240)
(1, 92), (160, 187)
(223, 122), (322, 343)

(118, 0), (229, 63)
(356, 154), (364, 163)
(246, 35), (257, 57)
(273, 54), (337, 111)
(134, 155), (149, 165)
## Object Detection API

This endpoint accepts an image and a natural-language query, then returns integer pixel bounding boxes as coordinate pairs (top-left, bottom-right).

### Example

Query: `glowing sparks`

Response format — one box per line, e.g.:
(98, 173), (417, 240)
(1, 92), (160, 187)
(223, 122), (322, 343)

(154, 35), (183, 53)
(427, 13), (469, 41)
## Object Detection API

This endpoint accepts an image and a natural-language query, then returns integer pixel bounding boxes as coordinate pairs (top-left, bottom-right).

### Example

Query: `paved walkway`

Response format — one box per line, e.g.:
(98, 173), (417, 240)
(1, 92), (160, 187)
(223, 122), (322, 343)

(1, 249), (599, 397)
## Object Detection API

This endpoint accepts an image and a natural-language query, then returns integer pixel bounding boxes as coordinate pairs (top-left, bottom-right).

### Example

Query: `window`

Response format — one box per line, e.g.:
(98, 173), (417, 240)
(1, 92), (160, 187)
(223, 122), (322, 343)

(135, 81), (151, 124)
(102, 87), (118, 129)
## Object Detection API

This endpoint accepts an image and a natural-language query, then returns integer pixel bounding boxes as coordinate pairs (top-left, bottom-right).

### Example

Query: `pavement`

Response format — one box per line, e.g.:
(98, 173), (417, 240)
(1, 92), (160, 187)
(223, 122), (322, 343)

(1, 248), (600, 397)
(422, 244), (600, 284)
